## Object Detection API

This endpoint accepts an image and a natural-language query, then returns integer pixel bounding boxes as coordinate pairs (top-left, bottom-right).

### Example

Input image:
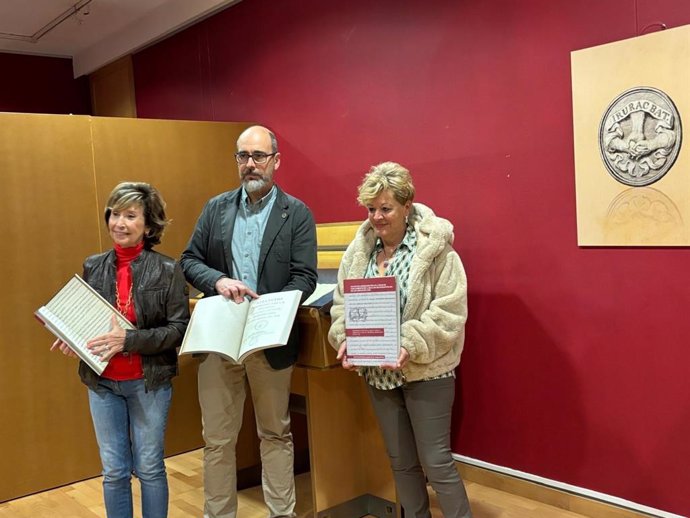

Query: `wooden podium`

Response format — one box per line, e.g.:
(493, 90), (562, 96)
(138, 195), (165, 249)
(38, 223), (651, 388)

(293, 306), (398, 518)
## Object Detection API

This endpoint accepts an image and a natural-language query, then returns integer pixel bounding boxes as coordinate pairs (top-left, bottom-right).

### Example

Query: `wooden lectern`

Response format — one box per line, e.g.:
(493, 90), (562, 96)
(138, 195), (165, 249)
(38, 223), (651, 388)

(293, 306), (397, 518)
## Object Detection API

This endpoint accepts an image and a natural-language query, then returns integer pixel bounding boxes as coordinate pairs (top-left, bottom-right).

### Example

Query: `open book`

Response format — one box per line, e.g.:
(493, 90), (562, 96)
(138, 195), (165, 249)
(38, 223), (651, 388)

(35, 275), (135, 375)
(179, 290), (302, 363)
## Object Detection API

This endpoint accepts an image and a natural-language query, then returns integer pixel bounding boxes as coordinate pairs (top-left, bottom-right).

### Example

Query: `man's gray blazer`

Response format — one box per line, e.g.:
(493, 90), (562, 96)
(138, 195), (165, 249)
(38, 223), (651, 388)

(180, 185), (318, 369)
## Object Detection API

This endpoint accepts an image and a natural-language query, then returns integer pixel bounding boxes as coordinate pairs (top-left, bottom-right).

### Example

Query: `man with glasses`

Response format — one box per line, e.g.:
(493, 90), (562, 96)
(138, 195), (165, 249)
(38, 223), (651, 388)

(181, 125), (317, 518)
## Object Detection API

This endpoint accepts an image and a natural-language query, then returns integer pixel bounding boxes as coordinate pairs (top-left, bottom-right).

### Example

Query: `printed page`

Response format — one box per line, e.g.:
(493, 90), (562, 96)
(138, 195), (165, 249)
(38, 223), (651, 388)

(238, 290), (302, 361)
(36, 275), (134, 375)
(344, 276), (400, 366)
(179, 295), (248, 360)
(302, 283), (336, 306)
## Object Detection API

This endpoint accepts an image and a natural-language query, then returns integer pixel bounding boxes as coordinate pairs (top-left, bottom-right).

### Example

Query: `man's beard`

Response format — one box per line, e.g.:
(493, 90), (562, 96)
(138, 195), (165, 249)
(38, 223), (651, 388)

(241, 167), (271, 193)
(243, 177), (268, 193)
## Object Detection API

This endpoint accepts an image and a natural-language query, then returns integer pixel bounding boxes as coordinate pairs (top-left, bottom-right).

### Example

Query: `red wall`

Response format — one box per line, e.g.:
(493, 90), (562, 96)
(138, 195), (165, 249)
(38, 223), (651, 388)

(0, 53), (90, 114)
(134, 0), (690, 514)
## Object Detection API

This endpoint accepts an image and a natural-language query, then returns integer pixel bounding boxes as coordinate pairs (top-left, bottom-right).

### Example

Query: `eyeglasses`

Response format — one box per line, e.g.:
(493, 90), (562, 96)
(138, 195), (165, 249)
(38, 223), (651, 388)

(234, 151), (277, 164)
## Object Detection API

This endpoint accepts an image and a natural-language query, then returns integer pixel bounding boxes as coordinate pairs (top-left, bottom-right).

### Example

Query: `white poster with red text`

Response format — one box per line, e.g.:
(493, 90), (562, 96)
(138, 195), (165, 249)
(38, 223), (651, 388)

(344, 276), (400, 366)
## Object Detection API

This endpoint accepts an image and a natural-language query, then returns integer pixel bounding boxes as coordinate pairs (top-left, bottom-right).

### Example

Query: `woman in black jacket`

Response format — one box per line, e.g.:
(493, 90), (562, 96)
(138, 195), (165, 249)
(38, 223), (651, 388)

(51, 182), (189, 518)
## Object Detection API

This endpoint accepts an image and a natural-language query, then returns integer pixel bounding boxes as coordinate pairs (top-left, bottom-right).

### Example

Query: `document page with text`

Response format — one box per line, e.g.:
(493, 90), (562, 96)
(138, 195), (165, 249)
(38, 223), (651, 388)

(35, 275), (135, 374)
(344, 276), (400, 366)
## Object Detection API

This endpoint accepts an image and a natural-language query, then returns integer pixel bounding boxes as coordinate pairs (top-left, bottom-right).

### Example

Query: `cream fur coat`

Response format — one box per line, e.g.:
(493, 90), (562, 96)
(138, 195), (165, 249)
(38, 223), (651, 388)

(328, 203), (468, 381)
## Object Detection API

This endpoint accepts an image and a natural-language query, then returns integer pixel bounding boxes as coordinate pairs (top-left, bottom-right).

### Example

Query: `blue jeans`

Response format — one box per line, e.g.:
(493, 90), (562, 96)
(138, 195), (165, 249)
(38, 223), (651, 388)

(88, 379), (172, 518)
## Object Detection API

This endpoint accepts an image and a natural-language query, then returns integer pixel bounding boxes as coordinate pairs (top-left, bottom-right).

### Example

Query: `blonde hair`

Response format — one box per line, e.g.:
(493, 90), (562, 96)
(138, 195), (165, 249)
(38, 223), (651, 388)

(357, 161), (415, 206)
(104, 182), (170, 248)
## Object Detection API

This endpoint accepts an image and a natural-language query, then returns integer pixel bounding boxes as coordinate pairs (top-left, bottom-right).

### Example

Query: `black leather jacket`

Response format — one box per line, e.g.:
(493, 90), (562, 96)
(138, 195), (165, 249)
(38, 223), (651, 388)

(78, 248), (190, 390)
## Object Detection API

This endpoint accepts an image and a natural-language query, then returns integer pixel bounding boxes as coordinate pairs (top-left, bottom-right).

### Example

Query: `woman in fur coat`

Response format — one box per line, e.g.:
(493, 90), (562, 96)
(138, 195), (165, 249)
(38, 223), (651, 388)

(328, 162), (472, 518)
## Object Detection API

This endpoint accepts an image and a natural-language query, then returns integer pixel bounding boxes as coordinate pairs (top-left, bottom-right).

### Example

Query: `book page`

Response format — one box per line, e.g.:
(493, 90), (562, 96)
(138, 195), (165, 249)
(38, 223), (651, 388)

(344, 277), (400, 366)
(302, 283), (336, 306)
(238, 290), (301, 361)
(179, 295), (248, 360)
(36, 275), (134, 375)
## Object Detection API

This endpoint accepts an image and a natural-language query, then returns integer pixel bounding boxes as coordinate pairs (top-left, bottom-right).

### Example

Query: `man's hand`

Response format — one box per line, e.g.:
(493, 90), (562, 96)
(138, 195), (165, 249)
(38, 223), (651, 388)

(215, 277), (259, 304)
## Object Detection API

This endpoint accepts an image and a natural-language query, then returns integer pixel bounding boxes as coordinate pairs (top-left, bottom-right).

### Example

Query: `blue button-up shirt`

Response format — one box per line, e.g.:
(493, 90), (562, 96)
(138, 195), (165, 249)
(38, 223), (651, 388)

(231, 186), (277, 292)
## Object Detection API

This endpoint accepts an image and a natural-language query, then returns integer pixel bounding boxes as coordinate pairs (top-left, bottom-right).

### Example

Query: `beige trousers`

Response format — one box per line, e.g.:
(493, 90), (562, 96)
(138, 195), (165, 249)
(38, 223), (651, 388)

(198, 352), (295, 518)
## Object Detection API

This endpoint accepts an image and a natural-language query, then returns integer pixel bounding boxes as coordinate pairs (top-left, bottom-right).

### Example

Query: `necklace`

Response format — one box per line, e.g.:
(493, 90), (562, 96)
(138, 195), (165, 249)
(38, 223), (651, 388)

(381, 246), (397, 269)
(116, 281), (134, 316)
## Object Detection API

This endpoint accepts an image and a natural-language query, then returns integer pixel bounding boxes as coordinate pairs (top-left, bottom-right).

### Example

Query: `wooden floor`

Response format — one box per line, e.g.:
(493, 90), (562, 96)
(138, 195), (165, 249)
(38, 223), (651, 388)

(0, 449), (597, 518)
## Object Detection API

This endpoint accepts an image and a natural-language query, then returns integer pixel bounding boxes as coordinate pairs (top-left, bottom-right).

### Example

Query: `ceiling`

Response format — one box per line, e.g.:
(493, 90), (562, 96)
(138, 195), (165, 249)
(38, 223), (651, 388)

(0, 0), (240, 77)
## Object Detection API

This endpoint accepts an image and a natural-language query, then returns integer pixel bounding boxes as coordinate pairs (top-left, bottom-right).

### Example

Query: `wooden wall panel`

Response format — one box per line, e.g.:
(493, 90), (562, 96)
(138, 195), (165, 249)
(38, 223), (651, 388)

(89, 117), (247, 259)
(0, 113), (250, 502)
(89, 56), (137, 118)
(0, 113), (102, 501)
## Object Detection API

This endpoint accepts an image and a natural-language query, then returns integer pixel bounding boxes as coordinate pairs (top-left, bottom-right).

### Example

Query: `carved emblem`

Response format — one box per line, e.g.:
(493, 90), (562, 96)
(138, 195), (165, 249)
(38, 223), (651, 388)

(605, 187), (683, 243)
(599, 87), (682, 186)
